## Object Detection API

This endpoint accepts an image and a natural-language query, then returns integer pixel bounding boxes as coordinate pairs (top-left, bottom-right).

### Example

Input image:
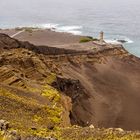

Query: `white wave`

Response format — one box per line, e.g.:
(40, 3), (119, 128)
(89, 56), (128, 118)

(56, 25), (82, 31)
(13, 23), (58, 30)
(105, 39), (122, 44)
(37, 23), (59, 29)
(105, 37), (134, 45)
(124, 38), (134, 44)
(55, 25), (83, 35)
(32, 24), (83, 35)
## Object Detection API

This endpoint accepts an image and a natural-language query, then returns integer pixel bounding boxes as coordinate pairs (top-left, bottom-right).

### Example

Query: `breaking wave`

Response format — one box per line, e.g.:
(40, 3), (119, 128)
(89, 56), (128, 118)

(35, 23), (83, 35)
(105, 37), (134, 44)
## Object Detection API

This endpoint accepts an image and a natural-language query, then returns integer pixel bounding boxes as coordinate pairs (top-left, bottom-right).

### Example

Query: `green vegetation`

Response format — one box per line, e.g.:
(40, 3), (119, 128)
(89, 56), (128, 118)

(0, 87), (61, 134)
(0, 68), (63, 135)
(41, 73), (62, 125)
(29, 128), (49, 138)
(1, 126), (140, 140)
(33, 115), (42, 123)
(53, 127), (140, 140)
(46, 73), (57, 85)
(42, 84), (61, 103)
(47, 106), (62, 124)
(2, 76), (140, 139)
(79, 38), (92, 43)
(79, 36), (99, 43)
(1, 86), (140, 140)
(21, 127), (140, 140)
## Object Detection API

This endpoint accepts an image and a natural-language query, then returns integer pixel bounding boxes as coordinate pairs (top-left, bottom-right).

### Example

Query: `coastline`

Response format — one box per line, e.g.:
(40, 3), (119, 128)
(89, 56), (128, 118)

(0, 27), (122, 52)
(0, 27), (83, 47)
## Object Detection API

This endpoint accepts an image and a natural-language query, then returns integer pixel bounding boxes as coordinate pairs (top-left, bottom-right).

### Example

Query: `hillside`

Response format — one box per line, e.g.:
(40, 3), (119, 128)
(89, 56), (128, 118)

(1, 33), (140, 139)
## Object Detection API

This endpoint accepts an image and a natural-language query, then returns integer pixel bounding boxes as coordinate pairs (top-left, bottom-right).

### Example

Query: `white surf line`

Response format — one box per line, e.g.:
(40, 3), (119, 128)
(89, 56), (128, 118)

(10, 30), (25, 38)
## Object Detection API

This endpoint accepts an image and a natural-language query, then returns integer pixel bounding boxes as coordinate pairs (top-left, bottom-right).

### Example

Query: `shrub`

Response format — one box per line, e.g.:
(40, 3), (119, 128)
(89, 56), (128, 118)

(79, 38), (92, 43)
(86, 36), (94, 40)
(79, 36), (99, 43)
(42, 85), (60, 103)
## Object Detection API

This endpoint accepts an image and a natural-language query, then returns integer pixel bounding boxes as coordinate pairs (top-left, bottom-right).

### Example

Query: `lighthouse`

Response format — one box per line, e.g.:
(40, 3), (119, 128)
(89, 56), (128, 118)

(99, 31), (104, 44)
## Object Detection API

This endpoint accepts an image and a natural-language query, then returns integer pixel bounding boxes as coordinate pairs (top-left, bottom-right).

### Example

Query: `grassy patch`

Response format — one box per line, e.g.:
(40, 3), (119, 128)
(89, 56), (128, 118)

(79, 36), (98, 43)
(46, 73), (56, 85)
(33, 115), (42, 123)
(0, 87), (50, 133)
(26, 127), (140, 140)
(41, 84), (63, 126)
(79, 38), (92, 43)
(47, 106), (62, 124)
(42, 85), (60, 103)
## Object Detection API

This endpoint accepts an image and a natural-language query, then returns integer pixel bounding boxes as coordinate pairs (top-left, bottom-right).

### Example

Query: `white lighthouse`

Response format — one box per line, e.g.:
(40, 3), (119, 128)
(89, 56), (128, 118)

(99, 31), (104, 44)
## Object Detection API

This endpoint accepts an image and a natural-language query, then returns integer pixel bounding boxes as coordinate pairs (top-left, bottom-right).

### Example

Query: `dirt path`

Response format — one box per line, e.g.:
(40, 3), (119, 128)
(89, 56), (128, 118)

(10, 30), (25, 38)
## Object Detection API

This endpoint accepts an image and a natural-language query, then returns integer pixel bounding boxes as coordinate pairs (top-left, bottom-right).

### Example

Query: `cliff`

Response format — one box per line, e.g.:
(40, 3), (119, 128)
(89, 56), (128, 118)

(0, 33), (140, 139)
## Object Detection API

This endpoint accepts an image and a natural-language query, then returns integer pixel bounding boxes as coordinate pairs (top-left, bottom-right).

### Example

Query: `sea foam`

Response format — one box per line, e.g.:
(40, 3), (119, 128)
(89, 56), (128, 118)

(37, 23), (59, 29)
(55, 25), (82, 35)
(35, 23), (83, 35)
(105, 37), (134, 45)
(105, 39), (122, 44)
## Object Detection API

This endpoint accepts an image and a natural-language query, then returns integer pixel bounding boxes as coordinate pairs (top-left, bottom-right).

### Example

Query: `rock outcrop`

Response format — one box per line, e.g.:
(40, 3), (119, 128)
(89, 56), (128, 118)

(0, 120), (9, 131)
(0, 120), (57, 140)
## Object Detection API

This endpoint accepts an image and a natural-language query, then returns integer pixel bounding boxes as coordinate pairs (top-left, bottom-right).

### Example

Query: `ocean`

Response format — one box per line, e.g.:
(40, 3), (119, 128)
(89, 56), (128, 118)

(0, 0), (140, 57)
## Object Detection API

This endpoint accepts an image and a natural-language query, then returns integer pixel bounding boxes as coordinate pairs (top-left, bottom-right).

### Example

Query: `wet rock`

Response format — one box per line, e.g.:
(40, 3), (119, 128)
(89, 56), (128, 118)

(117, 39), (127, 43)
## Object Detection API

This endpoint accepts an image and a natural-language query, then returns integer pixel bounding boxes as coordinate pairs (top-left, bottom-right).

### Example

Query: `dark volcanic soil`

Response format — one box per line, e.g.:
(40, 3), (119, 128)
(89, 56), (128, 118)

(1, 33), (140, 131)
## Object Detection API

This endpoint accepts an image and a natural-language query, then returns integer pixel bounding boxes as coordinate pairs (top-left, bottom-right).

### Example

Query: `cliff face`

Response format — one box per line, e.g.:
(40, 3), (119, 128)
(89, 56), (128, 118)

(58, 53), (140, 130)
(51, 47), (140, 131)
(0, 33), (140, 132)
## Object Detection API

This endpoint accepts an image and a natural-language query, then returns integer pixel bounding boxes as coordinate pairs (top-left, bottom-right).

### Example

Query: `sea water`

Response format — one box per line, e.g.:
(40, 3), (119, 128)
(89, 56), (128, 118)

(0, 0), (140, 57)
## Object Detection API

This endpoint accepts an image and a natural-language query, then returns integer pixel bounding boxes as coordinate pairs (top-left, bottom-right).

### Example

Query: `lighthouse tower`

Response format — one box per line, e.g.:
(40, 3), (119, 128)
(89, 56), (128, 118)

(99, 31), (104, 44)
